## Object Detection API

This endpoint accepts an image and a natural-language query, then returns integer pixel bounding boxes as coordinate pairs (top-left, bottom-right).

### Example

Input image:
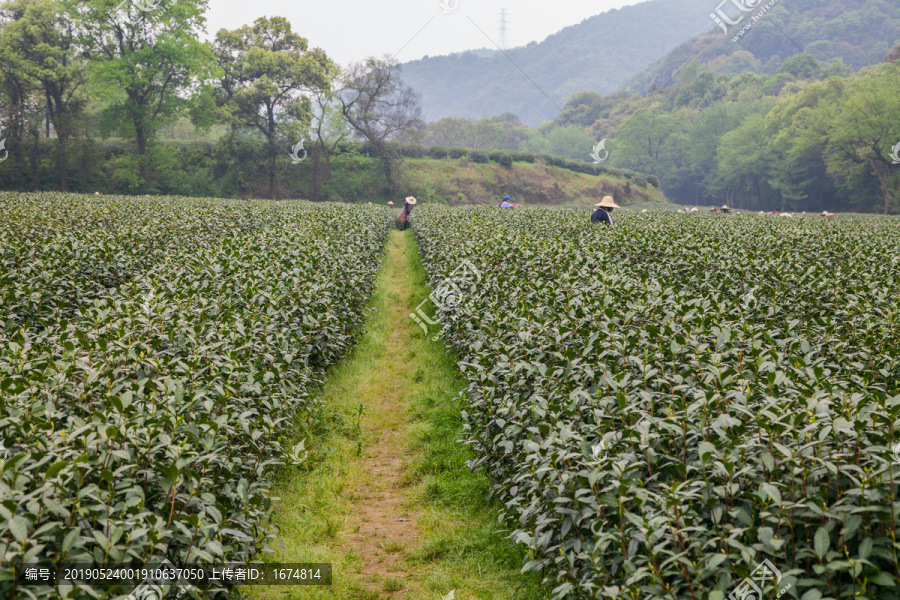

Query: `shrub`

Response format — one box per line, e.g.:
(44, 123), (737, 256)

(489, 150), (513, 168)
(412, 206), (900, 600)
(0, 193), (393, 598)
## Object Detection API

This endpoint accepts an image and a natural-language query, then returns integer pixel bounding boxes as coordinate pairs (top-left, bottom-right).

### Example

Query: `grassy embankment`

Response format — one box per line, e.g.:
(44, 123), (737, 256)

(403, 157), (666, 207)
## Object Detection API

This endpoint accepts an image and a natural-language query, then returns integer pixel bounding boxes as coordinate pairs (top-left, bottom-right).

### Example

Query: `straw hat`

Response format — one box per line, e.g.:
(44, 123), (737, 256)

(594, 196), (620, 209)
(721, 205), (729, 210)
(388, 201), (395, 207)
(641, 209), (648, 213)
(406, 196), (417, 205)
(690, 207), (699, 213)
(780, 212), (793, 218)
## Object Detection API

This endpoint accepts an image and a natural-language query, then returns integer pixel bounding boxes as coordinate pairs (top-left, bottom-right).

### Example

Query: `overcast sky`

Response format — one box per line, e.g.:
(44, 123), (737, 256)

(205, 0), (649, 66)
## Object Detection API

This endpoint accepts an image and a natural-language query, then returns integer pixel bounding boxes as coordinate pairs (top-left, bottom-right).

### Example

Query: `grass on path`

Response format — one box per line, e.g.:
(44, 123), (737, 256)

(244, 230), (547, 600)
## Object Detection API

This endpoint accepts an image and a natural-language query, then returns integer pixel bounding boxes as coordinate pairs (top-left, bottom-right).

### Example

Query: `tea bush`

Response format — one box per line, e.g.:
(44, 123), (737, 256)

(412, 206), (900, 600)
(0, 192), (392, 598)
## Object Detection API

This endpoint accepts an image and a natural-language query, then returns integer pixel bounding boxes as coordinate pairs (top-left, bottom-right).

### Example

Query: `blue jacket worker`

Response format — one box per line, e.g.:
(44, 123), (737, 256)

(591, 196), (619, 226)
(500, 195), (520, 208)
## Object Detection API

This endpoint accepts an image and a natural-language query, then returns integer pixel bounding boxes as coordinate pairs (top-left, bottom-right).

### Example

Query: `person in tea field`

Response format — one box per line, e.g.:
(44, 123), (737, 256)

(591, 196), (619, 226)
(388, 201), (395, 208)
(500, 195), (521, 208)
(397, 196), (416, 230)
(720, 204), (731, 213)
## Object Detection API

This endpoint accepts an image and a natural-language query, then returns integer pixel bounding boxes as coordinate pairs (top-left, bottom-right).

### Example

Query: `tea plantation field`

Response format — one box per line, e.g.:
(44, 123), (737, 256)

(0, 193), (392, 598)
(412, 207), (900, 600)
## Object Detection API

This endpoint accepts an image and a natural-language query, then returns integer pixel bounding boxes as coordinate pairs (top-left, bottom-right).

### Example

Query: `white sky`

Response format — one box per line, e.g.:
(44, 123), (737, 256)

(205, 0), (650, 66)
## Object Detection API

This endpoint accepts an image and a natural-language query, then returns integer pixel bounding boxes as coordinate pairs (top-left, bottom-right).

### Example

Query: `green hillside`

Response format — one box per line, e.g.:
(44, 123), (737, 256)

(623, 0), (900, 93)
(400, 0), (715, 126)
(551, 54), (900, 213)
(403, 157), (664, 207)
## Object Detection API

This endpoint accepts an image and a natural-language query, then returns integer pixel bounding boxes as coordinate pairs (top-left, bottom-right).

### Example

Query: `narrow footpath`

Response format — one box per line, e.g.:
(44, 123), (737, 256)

(246, 230), (546, 600)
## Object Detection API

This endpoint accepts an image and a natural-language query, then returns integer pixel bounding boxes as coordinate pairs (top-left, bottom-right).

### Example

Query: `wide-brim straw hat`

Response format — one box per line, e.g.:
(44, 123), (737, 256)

(406, 197), (417, 205)
(721, 205), (729, 210)
(594, 196), (620, 209)
(780, 213), (793, 217)
(388, 201), (395, 206)
(690, 207), (699, 213)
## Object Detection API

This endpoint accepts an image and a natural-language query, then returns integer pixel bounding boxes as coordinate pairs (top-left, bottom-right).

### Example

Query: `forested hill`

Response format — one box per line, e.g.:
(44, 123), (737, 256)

(624, 0), (900, 94)
(400, 0), (714, 126)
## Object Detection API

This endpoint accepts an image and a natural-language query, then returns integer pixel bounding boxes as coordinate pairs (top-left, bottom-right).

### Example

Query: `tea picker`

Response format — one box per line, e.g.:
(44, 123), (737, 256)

(397, 196), (416, 230)
(591, 196), (620, 226)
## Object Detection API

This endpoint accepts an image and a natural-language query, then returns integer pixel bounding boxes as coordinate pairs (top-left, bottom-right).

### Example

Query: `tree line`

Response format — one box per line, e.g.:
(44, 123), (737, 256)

(405, 52), (900, 214)
(3, 0), (897, 212)
(0, 0), (422, 199)
(583, 54), (900, 214)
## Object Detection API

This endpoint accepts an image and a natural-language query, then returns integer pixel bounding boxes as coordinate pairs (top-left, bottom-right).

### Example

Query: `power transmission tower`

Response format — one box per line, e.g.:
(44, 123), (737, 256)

(498, 8), (509, 50)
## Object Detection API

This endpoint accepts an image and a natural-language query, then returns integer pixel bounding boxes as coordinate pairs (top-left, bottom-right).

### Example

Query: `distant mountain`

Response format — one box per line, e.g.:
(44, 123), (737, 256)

(401, 0), (716, 126)
(622, 0), (900, 94)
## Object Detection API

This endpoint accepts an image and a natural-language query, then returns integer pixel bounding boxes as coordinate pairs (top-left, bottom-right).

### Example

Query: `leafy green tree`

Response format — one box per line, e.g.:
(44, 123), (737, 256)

(709, 113), (776, 209)
(556, 91), (605, 127)
(777, 54), (822, 80)
(1, 0), (85, 191)
(70, 0), (216, 194)
(609, 107), (685, 187)
(685, 100), (771, 204)
(214, 16), (333, 200)
(527, 125), (596, 161)
(766, 80), (835, 211)
(822, 62), (900, 214)
(0, 7), (39, 191)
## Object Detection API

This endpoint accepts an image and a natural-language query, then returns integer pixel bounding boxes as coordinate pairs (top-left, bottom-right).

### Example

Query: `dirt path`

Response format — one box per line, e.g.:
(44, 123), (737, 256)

(340, 230), (425, 593)
(248, 229), (544, 600)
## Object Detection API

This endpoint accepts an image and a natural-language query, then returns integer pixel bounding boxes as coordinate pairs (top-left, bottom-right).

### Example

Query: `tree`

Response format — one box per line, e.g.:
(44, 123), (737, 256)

(822, 63), (900, 214)
(1, 0), (85, 191)
(885, 44), (900, 63)
(70, 0), (216, 194)
(420, 117), (471, 148)
(556, 91), (604, 127)
(609, 106), (685, 189)
(0, 6), (38, 191)
(766, 80), (836, 212)
(339, 56), (423, 199)
(526, 124), (596, 161)
(214, 16), (333, 200)
(709, 113), (776, 209)
(309, 60), (348, 202)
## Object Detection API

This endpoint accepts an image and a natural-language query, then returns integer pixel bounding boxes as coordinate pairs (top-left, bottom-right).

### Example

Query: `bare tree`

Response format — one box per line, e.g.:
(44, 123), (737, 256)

(339, 56), (423, 199)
